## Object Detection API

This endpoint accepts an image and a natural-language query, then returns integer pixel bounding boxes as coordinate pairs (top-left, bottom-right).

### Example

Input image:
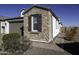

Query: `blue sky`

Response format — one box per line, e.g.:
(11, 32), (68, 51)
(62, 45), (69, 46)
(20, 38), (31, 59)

(0, 4), (79, 26)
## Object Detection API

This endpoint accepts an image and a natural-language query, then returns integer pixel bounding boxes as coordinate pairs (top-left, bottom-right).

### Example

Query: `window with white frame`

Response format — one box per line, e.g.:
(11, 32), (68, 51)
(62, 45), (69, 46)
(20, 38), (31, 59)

(28, 14), (41, 32)
(31, 15), (38, 32)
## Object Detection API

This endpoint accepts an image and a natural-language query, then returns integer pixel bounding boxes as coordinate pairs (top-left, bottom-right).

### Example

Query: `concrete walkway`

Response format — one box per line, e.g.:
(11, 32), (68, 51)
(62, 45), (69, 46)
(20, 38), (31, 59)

(54, 33), (65, 44)
(32, 42), (65, 51)
(24, 46), (70, 55)
(24, 41), (71, 55)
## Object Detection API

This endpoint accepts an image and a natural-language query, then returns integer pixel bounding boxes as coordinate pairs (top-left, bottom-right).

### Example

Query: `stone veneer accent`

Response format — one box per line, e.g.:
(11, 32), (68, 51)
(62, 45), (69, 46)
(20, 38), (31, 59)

(24, 7), (53, 43)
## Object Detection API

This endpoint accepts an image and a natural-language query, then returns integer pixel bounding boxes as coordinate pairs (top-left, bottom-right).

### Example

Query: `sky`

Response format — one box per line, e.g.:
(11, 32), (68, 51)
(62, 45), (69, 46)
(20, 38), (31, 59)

(0, 4), (79, 26)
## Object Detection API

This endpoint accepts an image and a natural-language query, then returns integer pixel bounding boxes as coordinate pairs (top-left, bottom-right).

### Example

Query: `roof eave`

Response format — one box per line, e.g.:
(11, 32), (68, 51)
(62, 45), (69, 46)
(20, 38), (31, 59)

(4, 17), (24, 20)
(23, 5), (59, 21)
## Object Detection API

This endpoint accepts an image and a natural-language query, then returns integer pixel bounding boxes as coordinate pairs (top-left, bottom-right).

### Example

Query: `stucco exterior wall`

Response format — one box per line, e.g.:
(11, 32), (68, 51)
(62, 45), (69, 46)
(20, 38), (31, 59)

(1, 21), (5, 34)
(5, 21), (9, 34)
(1, 21), (9, 34)
(0, 21), (1, 34)
(24, 7), (52, 43)
(52, 16), (60, 38)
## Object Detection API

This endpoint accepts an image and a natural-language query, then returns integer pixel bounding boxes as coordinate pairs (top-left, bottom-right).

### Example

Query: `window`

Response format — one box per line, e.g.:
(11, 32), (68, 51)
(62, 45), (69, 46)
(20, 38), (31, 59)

(28, 14), (42, 32)
(31, 15), (38, 32)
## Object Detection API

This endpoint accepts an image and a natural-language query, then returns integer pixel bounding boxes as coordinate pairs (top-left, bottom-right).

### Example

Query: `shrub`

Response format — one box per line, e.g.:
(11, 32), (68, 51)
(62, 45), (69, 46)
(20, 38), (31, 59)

(19, 36), (32, 52)
(2, 33), (32, 54)
(2, 33), (20, 52)
(64, 27), (77, 41)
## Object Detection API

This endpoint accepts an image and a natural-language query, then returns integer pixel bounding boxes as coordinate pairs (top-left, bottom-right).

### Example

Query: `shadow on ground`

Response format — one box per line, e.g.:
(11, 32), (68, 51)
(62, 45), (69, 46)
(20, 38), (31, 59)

(57, 42), (79, 55)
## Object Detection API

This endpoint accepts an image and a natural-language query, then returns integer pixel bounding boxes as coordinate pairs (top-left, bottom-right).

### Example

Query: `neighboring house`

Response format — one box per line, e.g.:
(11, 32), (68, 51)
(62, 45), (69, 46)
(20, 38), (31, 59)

(0, 17), (24, 36)
(0, 16), (8, 34)
(23, 5), (63, 43)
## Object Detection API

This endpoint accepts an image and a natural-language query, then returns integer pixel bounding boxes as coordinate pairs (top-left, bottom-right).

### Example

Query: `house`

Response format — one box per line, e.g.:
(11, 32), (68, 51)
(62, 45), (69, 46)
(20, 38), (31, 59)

(0, 5), (63, 43)
(0, 16), (24, 36)
(23, 5), (63, 43)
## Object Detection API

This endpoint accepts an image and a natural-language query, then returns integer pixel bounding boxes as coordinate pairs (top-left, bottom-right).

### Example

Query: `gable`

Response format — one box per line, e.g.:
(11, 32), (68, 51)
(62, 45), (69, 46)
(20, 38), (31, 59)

(23, 5), (50, 15)
(24, 7), (49, 15)
(23, 5), (58, 20)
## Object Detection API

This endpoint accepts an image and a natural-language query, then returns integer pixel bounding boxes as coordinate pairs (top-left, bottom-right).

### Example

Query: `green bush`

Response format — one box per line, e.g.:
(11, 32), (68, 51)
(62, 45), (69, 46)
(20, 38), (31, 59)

(2, 33), (20, 52)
